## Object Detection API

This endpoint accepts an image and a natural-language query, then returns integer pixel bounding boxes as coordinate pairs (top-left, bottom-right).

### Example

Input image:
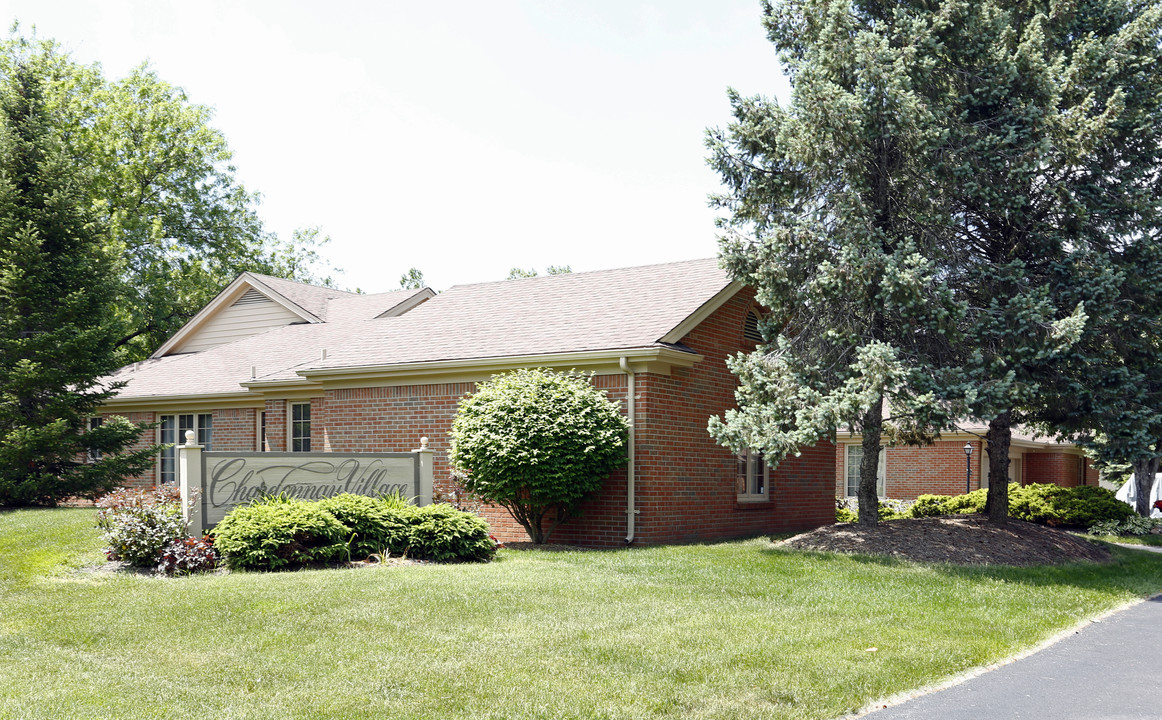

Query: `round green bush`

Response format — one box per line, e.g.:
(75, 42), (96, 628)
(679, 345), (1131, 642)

(449, 368), (629, 544)
(212, 494), (350, 570)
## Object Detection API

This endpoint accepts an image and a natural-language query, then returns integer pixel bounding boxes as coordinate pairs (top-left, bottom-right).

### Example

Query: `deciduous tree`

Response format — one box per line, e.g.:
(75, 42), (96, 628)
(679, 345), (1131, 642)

(0, 30), (338, 361)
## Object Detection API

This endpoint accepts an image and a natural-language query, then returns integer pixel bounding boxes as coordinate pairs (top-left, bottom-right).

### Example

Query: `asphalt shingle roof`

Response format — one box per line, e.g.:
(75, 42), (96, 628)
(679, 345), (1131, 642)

(108, 258), (732, 400)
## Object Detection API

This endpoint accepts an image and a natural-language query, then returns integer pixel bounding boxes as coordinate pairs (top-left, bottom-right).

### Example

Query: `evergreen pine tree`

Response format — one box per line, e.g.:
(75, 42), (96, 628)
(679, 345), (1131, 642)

(706, 0), (962, 525)
(0, 59), (153, 506)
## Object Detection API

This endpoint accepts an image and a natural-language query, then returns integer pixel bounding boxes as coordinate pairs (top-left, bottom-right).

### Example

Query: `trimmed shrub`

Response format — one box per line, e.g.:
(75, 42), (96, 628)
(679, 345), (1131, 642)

(1009, 483), (1135, 527)
(213, 494), (497, 570)
(212, 494), (350, 570)
(96, 486), (187, 567)
(905, 484), (1133, 528)
(908, 494), (953, 518)
(157, 537), (219, 576)
(449, 368), (629, 544)
(405, 504), (497, 562)
(836, 506), (858, 523)
(906, 489), (988, 518)
(318, 493), (412, 559)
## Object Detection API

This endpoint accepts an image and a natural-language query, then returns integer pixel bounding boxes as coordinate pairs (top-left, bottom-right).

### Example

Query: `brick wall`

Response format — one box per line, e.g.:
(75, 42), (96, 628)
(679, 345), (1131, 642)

(834, 440), (985, 500)
(211, 408), (258, 452)
(833, 439), (1096, 500)
(563, 288), (835, 545)
(1025, 452), (1089, 487)
(264, 399), (287, 451)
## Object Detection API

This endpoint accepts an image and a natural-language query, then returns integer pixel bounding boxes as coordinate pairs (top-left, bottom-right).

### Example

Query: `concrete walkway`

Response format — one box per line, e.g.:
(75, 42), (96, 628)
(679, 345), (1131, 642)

(867, 571), (1162, 719)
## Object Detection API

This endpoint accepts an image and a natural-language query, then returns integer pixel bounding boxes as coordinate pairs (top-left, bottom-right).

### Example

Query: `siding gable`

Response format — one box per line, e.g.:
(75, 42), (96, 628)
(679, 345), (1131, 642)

(173, 290), (303, 353)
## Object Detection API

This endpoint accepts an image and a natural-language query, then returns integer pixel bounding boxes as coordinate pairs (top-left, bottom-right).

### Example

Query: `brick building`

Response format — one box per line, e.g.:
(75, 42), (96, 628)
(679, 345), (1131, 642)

(102, 259), (835, 546)
(104, 258), (1098, 544)
(834, 430), (1100, 502)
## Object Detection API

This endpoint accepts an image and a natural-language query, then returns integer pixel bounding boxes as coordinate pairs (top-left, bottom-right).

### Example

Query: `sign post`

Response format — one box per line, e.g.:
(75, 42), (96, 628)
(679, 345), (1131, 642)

(178, 430), (204, 538)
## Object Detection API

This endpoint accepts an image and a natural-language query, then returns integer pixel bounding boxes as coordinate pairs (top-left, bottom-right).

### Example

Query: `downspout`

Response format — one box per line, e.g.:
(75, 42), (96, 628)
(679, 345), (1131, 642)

(620, 357), (637, 544)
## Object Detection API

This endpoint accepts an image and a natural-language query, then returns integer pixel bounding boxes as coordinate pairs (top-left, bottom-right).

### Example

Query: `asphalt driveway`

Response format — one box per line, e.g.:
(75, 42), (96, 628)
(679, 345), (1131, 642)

(867, 567), (1162, 719)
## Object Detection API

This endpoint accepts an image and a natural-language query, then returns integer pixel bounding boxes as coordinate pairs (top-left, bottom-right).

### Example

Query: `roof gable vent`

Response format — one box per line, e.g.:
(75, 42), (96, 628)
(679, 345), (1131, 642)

(744, 310), (763, 343)
(232, 288), (273, 307)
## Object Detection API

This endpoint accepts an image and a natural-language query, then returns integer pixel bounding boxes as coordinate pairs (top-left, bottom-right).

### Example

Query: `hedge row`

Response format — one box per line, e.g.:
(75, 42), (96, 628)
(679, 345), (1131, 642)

(908, 483), (1134, 527)
(839, 483), (1134, 528)
(212, 493), (496, 570)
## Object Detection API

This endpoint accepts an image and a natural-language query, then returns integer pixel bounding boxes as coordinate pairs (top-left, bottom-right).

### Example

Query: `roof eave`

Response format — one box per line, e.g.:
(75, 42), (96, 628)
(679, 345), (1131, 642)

(244, 346), (705, 389)
(658, 280), (747, 344)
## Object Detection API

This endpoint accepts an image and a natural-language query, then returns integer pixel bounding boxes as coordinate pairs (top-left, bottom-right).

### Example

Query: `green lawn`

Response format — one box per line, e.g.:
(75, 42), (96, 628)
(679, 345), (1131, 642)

(3, 509), (1162, 720)
(1083, 532), (1162, 547)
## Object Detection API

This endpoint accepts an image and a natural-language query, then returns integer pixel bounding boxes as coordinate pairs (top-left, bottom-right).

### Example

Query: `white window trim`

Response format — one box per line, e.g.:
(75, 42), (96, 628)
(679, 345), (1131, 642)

(158, 413), (212, 484)
(737, 449), (769, 503)
(844, 444), (886, 498)
(289, 402), (311, 452)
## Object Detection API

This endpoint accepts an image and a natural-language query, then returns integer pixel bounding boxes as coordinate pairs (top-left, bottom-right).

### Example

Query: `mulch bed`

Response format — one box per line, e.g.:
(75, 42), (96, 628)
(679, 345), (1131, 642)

(779, 515), (1113, 566)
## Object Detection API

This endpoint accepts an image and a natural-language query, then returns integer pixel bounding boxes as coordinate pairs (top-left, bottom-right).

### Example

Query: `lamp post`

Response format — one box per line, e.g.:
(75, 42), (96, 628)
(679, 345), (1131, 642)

(964, 442), (973, 494)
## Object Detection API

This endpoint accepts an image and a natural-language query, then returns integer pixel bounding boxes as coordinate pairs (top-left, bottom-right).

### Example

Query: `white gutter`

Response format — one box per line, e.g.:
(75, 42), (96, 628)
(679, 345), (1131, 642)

(620, 357), (638, 544)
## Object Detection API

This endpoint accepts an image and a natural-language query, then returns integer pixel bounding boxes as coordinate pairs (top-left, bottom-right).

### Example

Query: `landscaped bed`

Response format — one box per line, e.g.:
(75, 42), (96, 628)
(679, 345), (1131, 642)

(3, 508), (1162, 720)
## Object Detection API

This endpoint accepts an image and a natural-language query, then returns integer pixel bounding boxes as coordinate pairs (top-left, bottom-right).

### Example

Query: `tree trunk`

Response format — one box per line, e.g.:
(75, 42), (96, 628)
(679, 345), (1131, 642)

(857, 395), (884, 527)
(985, 410), (1012, 525)
(1130, 457), (1159, 517)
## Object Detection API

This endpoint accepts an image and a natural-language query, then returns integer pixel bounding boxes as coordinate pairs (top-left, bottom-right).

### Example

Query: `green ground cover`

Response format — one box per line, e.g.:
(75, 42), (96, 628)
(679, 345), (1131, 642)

(3, 508), (1162, 720)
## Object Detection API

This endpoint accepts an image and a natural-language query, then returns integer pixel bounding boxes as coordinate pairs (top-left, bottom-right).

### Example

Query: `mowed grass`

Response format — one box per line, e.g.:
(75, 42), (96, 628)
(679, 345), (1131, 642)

(1083, 532), (1162, 547)
(3, 510), (1162, 720)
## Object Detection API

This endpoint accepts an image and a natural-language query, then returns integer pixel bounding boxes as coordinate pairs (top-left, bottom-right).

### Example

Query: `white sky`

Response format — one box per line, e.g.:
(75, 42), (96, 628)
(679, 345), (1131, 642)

(0, 0), (790, 292)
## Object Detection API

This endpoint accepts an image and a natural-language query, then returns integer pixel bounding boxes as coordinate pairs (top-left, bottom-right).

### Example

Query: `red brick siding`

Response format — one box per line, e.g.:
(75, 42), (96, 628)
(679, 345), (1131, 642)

(834, 440), (985, 500)
(264, 399), (287, 451)
(559, 288), (835, 545)
(211, 408), (258, 452)
(1025, 452), (1088, 487)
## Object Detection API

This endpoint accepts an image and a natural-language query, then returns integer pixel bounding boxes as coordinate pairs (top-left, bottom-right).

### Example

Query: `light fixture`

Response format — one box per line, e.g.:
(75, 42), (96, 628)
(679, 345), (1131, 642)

(964, 442), (973, 494)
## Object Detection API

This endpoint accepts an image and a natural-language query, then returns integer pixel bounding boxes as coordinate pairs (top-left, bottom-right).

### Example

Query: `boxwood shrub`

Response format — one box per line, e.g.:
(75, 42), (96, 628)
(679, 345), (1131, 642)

(212, 494), (351, 570)
(317, 493), (412, 559)
(405, 503), (496, 562)
(213, 494), (496, 570)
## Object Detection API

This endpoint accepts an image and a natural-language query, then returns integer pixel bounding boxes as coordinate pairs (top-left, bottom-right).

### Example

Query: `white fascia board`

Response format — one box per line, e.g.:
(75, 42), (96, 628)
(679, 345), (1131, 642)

(100, 391), (262, 413)
(241, 273), (324, 323)
(150, 273), (320, 359)
(659, 280), (747, 344)
(282, 347), (703, 386)
(375, 288), (436, 318)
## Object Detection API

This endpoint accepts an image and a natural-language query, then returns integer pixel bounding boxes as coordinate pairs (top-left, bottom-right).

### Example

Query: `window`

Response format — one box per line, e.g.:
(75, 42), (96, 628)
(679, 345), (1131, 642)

(736, 449), (767, 501)
(291, 403), (311, 452)
(87, 417), (103, 463)
(258, 411), (266, 452)
(845, 445), (885, 497)
(159, 413), (212, 484)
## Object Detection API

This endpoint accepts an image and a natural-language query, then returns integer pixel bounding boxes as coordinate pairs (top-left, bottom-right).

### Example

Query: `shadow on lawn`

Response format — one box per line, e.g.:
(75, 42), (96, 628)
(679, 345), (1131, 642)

(761, 540), (1162, 596)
